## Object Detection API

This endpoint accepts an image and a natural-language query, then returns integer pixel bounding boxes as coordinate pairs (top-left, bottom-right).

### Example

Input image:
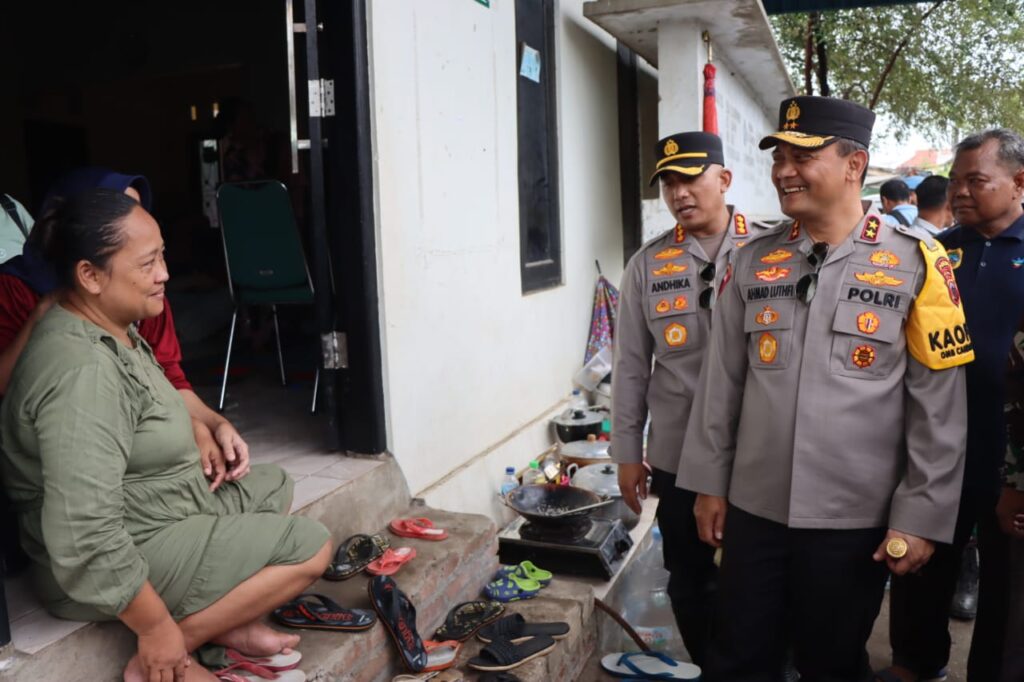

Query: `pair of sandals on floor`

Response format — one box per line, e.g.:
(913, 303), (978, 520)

(321, 518), (448, 581)
(377, 583), (570, 675)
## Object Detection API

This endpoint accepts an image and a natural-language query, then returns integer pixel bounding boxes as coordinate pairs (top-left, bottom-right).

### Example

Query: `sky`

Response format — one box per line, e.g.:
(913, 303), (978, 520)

(870, 112), (946, 169)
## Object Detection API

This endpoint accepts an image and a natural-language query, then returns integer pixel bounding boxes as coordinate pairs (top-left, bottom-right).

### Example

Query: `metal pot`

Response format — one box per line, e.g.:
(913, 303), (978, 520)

(571, 462), (640, 530)
(501, 484), (613, 527)
(559, 437), (611, 468)
(551, 408), (603, 443)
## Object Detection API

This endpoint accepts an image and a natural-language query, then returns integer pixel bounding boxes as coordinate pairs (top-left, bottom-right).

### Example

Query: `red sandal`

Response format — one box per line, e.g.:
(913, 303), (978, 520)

(366, 547), (417, 576)
(389, 517), (449, 541)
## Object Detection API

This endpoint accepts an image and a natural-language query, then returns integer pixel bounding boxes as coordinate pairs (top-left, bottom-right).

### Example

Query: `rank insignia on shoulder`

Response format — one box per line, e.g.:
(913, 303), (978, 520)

(674, 225), (686, 243)
(947, 248), (963, 269)
(755, 266), (792, 282)
(788, 221), (801, 241)
(664, 322), (688, 347)
(755, 305), (779, 325)
(760, 249), (794, 264)
(851, 344), (877, 368)
(857, 311), (880, 335)
(869, 250), (900, 268)
(860, 215), (881, 242)
(758, 332), (778, 363)
(654, 247), (685, 260)
(854, 270), (904, 287)
(653, 262), (689, 277)
(734, 213), (748, 235)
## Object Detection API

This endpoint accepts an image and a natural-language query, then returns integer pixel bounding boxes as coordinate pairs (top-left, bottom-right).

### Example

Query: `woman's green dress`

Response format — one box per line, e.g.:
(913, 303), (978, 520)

(0, 306), (328, 621)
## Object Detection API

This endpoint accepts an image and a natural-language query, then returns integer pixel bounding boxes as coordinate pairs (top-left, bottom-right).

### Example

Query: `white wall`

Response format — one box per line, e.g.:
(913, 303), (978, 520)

(368, 0), (624, 517)
(642, 31), (783, 243)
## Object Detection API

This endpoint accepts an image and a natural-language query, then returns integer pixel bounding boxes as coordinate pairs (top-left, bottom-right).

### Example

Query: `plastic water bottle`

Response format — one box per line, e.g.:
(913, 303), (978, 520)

(500, 467), (519, 496)
(569, 388), (588, 411)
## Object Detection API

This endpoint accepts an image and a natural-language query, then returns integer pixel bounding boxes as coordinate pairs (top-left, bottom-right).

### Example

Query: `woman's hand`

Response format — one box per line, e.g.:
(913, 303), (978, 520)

(214, 420), (251, 482)
(192, 419), (227, 492)
(136, 615), (189, 682)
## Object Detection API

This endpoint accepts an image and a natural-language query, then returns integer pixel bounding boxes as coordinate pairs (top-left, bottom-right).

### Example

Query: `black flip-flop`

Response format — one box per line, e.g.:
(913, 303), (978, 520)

(433, 600), (505, 642)
(271, 593), (376, 631)
(476, 613), (570, 644)
(467, 634), (556, 672)
(323, 533), (390, 580)
(368, 575), (429, 672)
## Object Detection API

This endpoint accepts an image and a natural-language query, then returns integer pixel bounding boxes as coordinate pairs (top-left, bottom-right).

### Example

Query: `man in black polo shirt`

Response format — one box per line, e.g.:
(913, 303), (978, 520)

(885, 128), (1024, 681)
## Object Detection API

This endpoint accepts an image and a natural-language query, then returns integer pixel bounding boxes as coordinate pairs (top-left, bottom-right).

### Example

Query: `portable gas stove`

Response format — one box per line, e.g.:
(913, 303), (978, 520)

(497, 515), (633, 580)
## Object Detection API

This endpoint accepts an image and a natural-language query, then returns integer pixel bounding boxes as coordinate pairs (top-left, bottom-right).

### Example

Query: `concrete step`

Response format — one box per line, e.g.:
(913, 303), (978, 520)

(2, 454), (416, 681)
(288, 505), (499, 681)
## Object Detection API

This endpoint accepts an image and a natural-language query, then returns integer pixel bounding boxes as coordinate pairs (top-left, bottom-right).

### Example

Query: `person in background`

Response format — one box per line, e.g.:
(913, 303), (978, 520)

(0, 189), (331, 682)
(681, 96), (970, 681)
(999, 313), (1024, 682)
(613, 131), (756, 668)
(885, 128), (1024, 682)
(880, 178), (919, 227)
(912, 175), (954, 236)
(0, 193), (32, 263)
(0, 168), (248, 490)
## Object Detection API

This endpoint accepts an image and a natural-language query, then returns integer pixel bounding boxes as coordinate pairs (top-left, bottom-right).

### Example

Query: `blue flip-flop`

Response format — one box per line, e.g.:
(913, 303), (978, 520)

(600, 651), (701, 680)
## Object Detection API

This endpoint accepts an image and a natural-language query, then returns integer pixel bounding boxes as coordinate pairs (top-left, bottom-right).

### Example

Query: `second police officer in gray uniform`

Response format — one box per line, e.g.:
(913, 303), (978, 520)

(678, 97), (973, 681)
(612, 132), (756, 667)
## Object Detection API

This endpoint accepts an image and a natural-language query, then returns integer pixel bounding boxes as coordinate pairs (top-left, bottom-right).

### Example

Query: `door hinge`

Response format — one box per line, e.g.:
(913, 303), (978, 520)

(321, 331), (348, 369)
(308, 79), (335, 118)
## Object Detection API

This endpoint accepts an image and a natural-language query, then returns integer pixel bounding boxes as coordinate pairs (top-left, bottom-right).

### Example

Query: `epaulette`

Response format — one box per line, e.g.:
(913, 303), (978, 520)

(891, 222), (937, 251)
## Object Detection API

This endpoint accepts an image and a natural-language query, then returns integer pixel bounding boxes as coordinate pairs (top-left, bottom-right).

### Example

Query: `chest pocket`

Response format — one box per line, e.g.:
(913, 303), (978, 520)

(648, 301), (702, 356)
(829, 263), (915, 379)
(646, 252), (703, 356)
(743, 298), (796, 370)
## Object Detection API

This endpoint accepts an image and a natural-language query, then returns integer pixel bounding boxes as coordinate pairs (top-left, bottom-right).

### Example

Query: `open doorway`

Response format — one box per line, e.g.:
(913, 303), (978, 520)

(0, 0), (386, 456)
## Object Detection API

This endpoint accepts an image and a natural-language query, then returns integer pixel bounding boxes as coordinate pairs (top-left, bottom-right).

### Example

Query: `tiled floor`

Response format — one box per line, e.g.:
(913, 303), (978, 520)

(5, 376), (384, 656)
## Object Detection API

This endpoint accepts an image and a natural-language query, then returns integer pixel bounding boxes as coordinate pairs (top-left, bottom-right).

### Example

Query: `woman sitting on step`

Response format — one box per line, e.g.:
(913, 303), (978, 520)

(0, 189), (332, 682)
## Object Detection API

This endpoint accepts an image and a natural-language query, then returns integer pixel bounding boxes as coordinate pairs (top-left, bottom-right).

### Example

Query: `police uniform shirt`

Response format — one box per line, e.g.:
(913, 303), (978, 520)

(677, 213), (971, 542)
(941, 213), (1024, 496)
(611, 208), (755, 475)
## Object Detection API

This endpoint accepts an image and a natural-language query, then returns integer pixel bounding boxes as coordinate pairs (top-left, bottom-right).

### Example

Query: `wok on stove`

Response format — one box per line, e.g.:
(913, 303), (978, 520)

(502, 484), (612, 526)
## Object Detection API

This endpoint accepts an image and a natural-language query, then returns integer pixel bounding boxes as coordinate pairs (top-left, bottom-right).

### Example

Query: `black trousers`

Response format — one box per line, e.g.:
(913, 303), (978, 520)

(1003, 537), (1024, 682)
(889, 486), (1010, 680)
(706, 505), (888, 682)
(650, 467), (718, 667)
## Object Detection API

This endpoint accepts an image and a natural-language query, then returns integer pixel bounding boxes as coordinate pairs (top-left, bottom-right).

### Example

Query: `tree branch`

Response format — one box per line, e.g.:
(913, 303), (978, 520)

(804, 13), (815, 95)
(814, 13), (830, 96)
(869, 0), (950, 109)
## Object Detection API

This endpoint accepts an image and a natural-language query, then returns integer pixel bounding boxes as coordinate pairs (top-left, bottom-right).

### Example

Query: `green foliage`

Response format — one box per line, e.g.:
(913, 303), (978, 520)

(769, 0), (1024, 140)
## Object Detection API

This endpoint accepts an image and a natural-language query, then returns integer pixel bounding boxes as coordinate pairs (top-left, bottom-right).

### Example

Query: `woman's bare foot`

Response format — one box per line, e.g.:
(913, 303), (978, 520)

(212, 619), (300, 657)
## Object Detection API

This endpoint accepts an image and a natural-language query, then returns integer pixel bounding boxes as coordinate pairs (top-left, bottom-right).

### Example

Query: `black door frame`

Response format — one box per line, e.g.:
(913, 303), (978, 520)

(312, 0), (387, 454)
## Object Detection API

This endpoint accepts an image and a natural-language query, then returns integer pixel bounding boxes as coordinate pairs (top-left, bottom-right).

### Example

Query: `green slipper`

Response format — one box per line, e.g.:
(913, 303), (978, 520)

(498, 561), (553, 586)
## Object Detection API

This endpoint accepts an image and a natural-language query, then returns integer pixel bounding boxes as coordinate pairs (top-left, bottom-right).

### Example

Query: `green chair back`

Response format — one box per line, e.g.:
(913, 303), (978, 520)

(217, 181), (313, 303)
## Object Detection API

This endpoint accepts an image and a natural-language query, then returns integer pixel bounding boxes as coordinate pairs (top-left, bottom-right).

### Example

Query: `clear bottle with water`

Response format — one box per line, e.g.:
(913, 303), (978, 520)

(499, 466), (519, 497)
(569, 388), (588, 411)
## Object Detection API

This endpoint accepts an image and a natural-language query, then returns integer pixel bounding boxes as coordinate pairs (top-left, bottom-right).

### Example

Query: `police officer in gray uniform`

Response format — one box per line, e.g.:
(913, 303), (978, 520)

(678, 97), (972, 681)
(612, 132), (754, 667)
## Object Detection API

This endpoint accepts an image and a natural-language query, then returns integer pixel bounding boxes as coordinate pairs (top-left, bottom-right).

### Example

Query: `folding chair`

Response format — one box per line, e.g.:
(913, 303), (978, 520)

(216, 180), (319, 412)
